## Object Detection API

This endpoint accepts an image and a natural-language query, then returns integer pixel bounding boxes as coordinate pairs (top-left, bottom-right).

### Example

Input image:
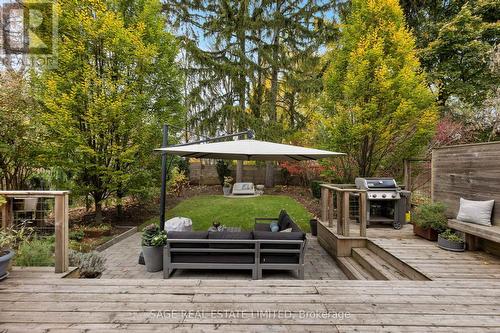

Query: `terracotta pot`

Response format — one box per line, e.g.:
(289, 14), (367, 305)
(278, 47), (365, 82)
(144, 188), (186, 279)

(413, 224), (438, 241)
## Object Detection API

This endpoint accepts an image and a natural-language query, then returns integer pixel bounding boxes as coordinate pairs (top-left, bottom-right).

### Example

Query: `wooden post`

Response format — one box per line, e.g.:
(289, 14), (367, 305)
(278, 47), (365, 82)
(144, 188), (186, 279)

(54, 193), (69, 273)
(359, 192), (367, 237)
(1, 197), (13, 230)
(342, 192), (350, 236)
(403, 159), (411, 191)
(327, 189), (334, 228)
(336, 192), (343, 235)
(321, 187), (328, 223)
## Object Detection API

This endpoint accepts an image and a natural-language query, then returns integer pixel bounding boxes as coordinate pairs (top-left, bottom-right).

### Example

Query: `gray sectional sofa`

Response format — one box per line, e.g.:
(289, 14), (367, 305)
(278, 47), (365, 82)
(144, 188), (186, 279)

(163, 211), (307, 279)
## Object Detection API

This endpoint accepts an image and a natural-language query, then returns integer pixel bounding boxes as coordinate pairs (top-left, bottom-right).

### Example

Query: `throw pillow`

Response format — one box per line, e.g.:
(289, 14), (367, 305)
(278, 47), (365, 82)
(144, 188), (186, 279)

(279, 213), (293, 231)
(456, 197), (494, 226)
(270, 221), (279, 232)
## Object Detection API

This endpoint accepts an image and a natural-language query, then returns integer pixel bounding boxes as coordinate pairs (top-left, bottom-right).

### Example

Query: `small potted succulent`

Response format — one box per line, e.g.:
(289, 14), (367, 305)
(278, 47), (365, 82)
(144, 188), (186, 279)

(142, 224), (167, 272)
(438, 229), (465, 252)
(222, 176), (233, 196)
(412, 202), (447, 241)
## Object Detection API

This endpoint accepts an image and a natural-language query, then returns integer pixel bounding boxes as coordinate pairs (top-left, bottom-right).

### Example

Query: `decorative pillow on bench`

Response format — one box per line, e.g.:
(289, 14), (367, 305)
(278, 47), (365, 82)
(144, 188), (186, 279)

(456, 198), (494, 226)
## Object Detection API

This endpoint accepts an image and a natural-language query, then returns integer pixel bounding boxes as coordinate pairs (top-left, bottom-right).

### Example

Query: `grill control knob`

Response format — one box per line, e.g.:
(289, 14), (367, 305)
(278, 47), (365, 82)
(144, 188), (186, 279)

(392, 194), (396, 198)
(372, 194), (377, 198)
(382, 194), (387, 198)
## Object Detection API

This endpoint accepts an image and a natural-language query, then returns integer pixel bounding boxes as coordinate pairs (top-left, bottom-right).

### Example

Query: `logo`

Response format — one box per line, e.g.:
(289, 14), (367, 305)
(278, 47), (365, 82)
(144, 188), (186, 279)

(1, 0), (57, 67)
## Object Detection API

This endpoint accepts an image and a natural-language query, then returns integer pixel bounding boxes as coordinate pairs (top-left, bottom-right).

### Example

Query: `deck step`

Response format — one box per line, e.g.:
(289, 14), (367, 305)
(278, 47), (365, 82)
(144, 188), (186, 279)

(367, 241), (430, 281)
(352, 247), (410, 280)
(336, 257), (376, 280)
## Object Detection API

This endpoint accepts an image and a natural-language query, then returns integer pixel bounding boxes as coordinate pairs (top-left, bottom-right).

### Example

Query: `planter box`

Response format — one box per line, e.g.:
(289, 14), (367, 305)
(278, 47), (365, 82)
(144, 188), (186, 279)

(438, 235), (465, 252)
(413, 224), (438, 241)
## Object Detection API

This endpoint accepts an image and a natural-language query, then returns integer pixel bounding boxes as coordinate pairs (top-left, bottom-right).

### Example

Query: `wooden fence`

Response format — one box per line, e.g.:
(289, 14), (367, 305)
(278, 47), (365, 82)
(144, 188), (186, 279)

(1, 191), (69, 273)
(432, 141), (500, 224)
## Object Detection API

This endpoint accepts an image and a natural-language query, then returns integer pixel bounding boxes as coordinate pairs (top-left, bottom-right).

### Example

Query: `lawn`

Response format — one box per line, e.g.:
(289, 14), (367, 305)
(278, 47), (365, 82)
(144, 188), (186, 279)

(141, 195), (313, 232)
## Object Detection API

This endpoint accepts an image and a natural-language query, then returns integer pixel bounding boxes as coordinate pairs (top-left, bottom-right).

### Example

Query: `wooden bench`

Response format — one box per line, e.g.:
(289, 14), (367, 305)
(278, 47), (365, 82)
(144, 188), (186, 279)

(448, 219), (500, 251)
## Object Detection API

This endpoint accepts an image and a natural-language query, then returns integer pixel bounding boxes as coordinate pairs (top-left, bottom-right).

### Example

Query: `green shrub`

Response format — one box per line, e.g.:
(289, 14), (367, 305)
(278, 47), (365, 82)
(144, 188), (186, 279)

(310, 180), (325, 199)
(439, 229), (464, 243)
(216, 160), (231, 186)
(69, 230), (85, 241)
(69, 250), (106, 278)
(413, 202), (447, 233)
(142, 224), (167, 247)
(14, 237), (54, 267)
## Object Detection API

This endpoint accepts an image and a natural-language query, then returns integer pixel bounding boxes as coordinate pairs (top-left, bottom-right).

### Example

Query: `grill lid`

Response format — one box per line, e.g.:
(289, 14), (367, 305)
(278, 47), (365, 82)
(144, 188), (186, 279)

(355, 177), (398, 190)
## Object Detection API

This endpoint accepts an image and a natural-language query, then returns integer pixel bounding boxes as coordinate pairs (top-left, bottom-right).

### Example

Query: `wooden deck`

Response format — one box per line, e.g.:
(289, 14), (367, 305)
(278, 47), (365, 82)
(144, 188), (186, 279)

(1, 277), (500, 332)
(320, 220), (500, 280)
(372, 238), (500, 280)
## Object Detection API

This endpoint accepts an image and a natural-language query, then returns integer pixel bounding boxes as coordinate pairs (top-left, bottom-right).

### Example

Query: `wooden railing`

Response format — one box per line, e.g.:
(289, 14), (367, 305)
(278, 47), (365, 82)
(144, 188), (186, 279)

(320, 184), (367, 237)
(1, 190), (70, 273)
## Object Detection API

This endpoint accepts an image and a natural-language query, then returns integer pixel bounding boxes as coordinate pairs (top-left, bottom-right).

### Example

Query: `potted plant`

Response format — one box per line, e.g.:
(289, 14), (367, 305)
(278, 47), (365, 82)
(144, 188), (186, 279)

(142, 224), (167, 272)
(223, 176), (233, 196)
(0, 229), (16, 280)
(412, 202), (447, 241)
(438, 229), (465, 252)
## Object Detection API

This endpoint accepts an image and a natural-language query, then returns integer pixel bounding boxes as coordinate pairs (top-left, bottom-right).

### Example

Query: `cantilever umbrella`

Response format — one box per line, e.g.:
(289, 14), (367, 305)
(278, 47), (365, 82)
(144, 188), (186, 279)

(155, 139), (344, 161)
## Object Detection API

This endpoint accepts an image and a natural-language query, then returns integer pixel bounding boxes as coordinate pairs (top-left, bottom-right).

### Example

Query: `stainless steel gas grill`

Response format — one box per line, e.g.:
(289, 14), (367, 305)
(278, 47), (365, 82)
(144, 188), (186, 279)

(355, 177), (410, 229)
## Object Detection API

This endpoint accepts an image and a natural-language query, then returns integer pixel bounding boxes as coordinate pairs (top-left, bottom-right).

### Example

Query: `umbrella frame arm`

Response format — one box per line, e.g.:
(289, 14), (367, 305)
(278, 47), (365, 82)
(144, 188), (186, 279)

(159, 125), (254, 229)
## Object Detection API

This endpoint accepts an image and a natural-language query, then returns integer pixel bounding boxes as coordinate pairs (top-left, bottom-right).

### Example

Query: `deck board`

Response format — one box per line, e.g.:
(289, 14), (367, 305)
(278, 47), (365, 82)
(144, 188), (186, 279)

(1, 278), (500, 331)
(371, 238), (500, 280)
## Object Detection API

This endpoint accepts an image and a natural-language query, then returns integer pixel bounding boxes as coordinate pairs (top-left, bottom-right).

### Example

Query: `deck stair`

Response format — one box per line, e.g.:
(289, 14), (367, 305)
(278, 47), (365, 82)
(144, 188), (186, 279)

(336, 241), (429, 281)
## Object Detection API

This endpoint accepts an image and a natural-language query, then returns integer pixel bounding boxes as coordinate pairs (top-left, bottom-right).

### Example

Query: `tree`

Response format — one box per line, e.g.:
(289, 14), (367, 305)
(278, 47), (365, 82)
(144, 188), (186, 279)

(38, 0), (183, 222)
(420, 0), (499, 110)
(0, 71), (46, 190)
(320, 0), (437, 180)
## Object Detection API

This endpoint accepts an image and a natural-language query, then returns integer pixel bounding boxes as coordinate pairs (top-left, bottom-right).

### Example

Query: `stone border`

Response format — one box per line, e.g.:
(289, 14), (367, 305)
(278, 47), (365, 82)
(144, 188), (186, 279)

(95, 226), (137, 252)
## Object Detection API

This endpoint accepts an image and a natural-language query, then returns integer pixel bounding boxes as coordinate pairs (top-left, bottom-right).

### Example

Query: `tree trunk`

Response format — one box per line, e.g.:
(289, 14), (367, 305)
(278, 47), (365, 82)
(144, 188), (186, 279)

(265, 161), (275, 188)
(95, 201), (103, 224)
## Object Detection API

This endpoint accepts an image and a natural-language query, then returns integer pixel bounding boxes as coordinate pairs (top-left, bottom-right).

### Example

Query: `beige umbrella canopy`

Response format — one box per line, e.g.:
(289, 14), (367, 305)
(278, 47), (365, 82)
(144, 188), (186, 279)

(155, 139), (344, 161)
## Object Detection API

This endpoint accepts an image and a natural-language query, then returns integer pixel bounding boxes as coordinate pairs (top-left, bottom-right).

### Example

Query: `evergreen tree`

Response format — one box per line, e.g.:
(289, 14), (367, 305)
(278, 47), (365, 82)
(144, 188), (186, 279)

(320, 0), (437, 180)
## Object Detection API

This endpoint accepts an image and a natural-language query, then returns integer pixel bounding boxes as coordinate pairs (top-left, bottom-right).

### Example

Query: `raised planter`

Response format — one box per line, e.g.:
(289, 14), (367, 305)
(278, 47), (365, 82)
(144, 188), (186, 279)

(0, 250), (14, 280)
(438, 234), (465, 252)
(413, 224), (438, 241)
(83, 229), (111, 238)
(142, 246), (163, 272)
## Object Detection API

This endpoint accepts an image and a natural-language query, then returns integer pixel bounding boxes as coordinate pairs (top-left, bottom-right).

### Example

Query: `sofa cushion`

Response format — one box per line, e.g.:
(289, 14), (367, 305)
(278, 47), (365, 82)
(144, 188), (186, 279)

(456, 198), (494, 226)
(208, 231), (254, 249)
(170, 253), (254, 264)
(261, 253), (300, 264)
(167, 231), (208, 248)
(253, 230), (305, 249)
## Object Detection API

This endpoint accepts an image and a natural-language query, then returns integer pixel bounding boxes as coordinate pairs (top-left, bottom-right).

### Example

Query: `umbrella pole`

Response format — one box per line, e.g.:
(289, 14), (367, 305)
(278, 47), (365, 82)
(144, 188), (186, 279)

(159, 124), (169, 230)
